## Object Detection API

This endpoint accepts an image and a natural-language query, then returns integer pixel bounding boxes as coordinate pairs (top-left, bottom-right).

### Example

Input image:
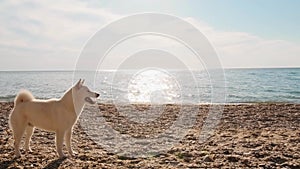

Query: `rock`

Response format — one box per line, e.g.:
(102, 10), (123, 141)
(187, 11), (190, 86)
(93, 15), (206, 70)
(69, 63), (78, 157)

(203, 155), (213, 162)
(267, 156), (287, 164)
(227, 155), (240, 162)
(223, 149), (232, 155)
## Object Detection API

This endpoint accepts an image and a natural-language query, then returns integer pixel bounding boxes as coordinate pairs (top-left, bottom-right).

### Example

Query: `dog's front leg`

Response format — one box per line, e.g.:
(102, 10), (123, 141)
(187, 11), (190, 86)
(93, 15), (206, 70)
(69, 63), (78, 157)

(65, 128), (75, 156)
(56, 130), (65, 158)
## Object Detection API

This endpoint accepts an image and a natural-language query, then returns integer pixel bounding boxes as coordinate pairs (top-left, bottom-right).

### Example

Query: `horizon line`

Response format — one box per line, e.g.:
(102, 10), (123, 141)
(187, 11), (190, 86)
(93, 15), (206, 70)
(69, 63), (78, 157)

(0, 66), (299, 72)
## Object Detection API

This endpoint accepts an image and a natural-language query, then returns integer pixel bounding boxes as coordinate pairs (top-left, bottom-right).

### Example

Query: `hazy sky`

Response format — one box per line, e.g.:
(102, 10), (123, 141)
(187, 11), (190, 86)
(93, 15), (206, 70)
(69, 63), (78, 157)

(0, 0), (300, 70)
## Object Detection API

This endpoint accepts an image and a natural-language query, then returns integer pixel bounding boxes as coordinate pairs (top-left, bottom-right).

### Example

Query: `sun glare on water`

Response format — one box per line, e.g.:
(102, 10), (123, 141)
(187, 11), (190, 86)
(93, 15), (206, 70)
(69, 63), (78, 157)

(127, 69), (181, 104)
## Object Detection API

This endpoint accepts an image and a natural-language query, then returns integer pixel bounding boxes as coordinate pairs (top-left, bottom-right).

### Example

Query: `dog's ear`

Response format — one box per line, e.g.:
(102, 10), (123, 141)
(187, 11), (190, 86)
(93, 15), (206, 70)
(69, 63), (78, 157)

(81, 79), (85, 85)
(75, 79), (82, 89)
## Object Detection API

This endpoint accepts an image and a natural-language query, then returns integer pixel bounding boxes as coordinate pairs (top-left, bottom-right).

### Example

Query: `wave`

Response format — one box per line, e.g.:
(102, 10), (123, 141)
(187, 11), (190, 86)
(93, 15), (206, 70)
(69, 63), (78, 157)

(0, 95), (16, 101)
(287, 91), (300, 95)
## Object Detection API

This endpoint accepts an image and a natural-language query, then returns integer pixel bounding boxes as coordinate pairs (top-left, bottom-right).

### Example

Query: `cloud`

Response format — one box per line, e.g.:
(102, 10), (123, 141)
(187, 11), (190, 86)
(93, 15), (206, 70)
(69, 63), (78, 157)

(0, 0), (299, 70)
(185, 17), (300, 68)
(0, 0), (120, 70)
(0, 0), (120, 50)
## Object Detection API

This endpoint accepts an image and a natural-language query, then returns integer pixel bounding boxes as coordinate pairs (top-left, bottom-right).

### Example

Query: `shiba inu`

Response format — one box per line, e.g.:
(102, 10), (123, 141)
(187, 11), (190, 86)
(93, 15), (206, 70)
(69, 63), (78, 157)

(9, 79), (99, 158)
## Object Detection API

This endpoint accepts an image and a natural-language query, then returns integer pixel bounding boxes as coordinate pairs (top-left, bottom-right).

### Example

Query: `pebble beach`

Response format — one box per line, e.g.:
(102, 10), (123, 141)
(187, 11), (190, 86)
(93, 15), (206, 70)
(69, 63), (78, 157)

(0, 102), (300, 168)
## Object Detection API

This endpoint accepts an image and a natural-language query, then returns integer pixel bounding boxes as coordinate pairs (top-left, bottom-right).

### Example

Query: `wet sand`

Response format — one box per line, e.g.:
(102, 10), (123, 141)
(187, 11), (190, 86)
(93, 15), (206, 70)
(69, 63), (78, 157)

(0, 102), (299, 168)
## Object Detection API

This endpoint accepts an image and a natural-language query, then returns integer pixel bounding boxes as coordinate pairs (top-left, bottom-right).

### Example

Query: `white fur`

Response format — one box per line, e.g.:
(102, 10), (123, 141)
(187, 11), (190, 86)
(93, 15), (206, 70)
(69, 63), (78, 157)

(9, 79), (99, 158)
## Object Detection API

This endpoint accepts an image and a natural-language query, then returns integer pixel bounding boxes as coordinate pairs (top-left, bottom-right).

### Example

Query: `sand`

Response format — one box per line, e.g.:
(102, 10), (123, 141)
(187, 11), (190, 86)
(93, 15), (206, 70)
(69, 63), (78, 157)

(0, 102), (299, 168)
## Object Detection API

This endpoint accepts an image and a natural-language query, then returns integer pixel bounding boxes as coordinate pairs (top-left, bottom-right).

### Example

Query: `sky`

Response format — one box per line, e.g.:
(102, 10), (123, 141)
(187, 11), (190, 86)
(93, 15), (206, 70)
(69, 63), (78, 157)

(0, 0), (300, 70)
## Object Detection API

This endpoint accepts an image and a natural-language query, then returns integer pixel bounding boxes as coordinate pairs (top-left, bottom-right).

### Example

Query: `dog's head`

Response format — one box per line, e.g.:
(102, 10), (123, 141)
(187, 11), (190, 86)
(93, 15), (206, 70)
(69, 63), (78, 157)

(73, 79), (100, 104)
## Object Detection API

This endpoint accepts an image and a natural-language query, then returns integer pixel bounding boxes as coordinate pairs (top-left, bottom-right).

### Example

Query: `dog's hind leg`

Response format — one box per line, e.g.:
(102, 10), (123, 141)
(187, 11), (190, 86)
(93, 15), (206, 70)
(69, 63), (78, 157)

(24, 126), (35, 152)
(11, 119), (27, 158)
(65, 128), (75, 156)
(56, 130), (65, 158)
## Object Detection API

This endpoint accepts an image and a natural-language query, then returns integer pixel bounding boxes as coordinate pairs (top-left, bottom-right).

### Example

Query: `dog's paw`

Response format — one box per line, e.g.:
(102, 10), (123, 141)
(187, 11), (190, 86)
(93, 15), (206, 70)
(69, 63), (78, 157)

(15, 151), (21, 158)
(58, 152), (67, 159)
(15, 153), (21, 158)
(59, 154), (67, 159)
(25, 148), (32, 153)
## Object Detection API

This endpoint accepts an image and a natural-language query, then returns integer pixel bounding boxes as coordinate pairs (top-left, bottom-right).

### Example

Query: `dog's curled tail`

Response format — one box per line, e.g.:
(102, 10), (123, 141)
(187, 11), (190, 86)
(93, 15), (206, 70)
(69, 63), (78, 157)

(14, 90), (34, 105)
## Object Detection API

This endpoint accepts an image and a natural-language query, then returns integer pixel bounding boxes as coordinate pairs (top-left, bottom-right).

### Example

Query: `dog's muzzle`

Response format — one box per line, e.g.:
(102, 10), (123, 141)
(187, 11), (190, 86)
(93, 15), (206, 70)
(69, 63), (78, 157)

(84, 93), (100, 104)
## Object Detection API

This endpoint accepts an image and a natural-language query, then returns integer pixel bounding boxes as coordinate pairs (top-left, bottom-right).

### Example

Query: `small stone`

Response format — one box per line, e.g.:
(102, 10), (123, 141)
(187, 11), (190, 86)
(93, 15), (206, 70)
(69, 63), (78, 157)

(227, 155), (240, 162)
(203, 155), (213, 162)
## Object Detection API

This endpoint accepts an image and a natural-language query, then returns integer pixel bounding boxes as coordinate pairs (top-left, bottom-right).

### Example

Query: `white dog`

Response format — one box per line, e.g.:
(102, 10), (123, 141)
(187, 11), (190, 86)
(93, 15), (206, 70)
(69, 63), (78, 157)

(9, 79), (99, 158)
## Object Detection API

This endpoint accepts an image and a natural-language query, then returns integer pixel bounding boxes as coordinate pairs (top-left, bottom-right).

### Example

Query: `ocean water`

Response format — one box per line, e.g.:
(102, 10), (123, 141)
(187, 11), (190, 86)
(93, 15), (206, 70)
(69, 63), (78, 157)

(0, 68), (299, 103)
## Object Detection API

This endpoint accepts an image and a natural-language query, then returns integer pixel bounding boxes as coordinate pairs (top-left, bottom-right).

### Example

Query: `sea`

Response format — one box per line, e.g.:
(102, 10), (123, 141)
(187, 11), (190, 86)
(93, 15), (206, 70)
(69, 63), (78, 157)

(0, 68), (299, 104)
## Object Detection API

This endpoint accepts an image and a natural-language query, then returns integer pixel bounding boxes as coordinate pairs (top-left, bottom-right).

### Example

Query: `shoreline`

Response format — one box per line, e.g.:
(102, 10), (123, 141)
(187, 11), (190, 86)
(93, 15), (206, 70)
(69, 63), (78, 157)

(1, 101), (299, 104)
(1, 102), (299, 168)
